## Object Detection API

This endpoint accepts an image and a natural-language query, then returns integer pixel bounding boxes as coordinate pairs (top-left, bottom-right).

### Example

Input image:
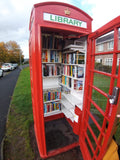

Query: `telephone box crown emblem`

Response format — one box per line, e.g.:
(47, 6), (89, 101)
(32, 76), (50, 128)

(64, 8), (70, 15)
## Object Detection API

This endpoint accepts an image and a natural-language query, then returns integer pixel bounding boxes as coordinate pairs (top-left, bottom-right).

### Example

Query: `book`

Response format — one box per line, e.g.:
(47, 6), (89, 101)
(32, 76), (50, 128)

(50, 35), (53, 49)
(43, 89), (61, 102)
(69, 78), (72, 88)
(74, 80), (83, 90)
(77, 67), (84, 78)
(44, 104), (47, 113)
(71, 66), (72, 77)
(59, 51), (62, 63)
(73, 53), (76, 64)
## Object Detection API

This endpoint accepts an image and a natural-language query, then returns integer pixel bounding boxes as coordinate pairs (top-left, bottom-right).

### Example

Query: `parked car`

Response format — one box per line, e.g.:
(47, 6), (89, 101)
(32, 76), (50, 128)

(0, 69), (3, 77)
(1, 63), (14, 71)
(12, 63), (18, 69)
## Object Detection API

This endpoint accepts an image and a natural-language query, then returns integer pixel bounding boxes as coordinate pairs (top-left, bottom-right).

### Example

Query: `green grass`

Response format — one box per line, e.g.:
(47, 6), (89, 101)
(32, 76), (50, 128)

(4, 67), (34, 160)
(4, 68), (120, 160)
(90, 73), (120, 145)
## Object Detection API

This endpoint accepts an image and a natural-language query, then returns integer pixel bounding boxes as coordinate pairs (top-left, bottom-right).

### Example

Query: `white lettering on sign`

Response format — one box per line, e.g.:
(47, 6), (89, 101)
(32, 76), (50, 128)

(43, 12), (87, 28)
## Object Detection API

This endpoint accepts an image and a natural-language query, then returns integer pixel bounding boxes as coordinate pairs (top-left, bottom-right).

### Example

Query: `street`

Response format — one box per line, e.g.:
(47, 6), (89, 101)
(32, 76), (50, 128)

(0, 68), (20, 160)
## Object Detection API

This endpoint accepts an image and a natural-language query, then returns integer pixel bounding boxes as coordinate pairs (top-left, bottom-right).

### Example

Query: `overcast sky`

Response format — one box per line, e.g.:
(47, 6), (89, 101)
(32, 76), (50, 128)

(0, 0), (120, 58)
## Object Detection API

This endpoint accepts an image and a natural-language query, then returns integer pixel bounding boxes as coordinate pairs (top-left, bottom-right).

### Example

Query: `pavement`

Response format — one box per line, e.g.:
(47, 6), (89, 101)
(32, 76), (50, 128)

(0, 68), (20, 160)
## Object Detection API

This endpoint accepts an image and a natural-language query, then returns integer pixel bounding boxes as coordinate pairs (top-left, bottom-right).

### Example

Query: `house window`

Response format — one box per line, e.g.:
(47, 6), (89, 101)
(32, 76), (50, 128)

(108, 41), (114, 50)
(105, 58), (113, 66)
(96, 58), (102, 63)
(98, 44), (104, 52)
(117, 58), (120, 66)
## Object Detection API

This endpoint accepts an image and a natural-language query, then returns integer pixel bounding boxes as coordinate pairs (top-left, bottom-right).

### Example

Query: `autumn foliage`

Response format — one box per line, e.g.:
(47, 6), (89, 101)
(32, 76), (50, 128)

(0, 41), (24, 65)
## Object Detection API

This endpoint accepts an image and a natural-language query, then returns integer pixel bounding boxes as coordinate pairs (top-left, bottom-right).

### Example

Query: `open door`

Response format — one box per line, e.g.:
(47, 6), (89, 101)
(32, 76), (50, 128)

(79, 16), (120, 160)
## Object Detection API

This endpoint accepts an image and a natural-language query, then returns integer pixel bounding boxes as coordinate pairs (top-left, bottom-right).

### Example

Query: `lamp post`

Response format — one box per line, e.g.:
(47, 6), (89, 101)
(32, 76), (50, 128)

(19, 51), (22, 70)
(15, 47), (22, 70)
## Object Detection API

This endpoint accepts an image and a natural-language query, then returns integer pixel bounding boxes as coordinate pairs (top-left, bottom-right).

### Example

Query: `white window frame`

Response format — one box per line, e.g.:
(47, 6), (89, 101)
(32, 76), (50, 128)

(105, 58), (113, 66)
(95, 58), (102, 63)
(117, 58), (120, 66)
(108, 41), (114, 50)
(98, 44), (104, 52)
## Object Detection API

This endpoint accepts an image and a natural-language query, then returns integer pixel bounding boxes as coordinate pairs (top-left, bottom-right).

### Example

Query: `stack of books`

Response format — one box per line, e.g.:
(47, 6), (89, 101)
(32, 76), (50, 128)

(42, 50), (62, 63)
(42, 64), (61, 76)
(44, 102), (61, 113)
(74, 80), (83, 90)
(62, 76), (72, 88)
(62, 52), (84, 64)
(43, 89), (61, 102)
(63, 65), (84, 78)
(42, 34), (64, 49)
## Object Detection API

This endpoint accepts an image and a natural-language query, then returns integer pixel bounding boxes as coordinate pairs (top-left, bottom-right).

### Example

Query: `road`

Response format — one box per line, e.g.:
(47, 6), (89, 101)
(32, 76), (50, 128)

(0, 68), (20, 160)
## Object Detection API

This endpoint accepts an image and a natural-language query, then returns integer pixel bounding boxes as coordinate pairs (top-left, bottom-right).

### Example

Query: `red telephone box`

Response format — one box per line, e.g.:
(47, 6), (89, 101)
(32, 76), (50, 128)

(29, 2), (120, 159)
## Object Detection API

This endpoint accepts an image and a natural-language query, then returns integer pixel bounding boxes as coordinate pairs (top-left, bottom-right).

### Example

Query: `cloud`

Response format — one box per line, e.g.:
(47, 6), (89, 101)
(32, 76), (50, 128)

(0, 0), (120, 58)
(0, 0), (72, 58)
(81, 0), (120, 31)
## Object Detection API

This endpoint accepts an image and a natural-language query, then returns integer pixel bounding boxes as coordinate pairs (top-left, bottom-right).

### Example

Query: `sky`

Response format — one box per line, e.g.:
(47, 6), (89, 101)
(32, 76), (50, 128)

(0, 0), (120, 59)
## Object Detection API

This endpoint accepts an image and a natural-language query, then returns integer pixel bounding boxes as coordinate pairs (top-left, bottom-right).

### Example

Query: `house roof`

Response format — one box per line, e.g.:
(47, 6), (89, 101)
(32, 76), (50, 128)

(96, 30), (120, 44)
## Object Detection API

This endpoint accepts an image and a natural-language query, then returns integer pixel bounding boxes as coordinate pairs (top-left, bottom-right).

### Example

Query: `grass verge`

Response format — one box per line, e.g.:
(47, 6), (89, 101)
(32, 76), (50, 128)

(3, 68), (120, 160)
(4, 67), (34, 160)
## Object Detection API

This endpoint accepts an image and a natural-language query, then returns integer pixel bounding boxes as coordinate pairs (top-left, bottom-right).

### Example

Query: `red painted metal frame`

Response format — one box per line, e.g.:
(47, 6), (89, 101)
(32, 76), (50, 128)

(29, 2), (92, 159)
(79, 16), (120, 160)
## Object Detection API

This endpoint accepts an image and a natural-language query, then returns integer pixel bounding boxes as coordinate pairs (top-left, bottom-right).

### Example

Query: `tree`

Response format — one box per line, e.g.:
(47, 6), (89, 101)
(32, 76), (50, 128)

(5, 41), (24, 64)
(0, 42), (9, 64)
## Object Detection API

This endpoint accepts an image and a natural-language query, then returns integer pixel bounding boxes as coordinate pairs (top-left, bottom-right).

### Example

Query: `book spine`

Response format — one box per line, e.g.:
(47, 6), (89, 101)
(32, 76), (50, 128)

(48, 92), (50, 101)
(47, 50), (50, 62)
(44, 104), (47, 113)
(73, 53), (76, 64)
(59, 51), (61, 63)
(69, 54), (71, 64)
(76, 52), (78, 64)
(74, 66), (77, 78)
(71, 66), (72, 77)
(77, 67), (84, 78)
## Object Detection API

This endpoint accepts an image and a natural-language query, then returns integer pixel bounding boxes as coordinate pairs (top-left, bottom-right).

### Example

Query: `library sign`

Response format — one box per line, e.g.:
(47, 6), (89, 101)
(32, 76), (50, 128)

(43, 13), (87, 28)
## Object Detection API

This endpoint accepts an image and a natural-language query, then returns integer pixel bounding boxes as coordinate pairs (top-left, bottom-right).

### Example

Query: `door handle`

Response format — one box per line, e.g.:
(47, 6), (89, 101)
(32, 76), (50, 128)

(108, 87), (120, 105)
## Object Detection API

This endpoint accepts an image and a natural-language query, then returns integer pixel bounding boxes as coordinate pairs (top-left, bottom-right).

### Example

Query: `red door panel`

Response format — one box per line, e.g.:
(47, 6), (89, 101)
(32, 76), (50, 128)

(79, 16), (120, 160)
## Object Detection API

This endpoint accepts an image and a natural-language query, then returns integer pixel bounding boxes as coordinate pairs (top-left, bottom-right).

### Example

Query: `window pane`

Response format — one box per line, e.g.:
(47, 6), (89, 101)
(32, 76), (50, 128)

(118, 28), (120, 50)
(116, 53), (120, 74)
(95, 54), (113, 73)
(96, 31), (114, 53)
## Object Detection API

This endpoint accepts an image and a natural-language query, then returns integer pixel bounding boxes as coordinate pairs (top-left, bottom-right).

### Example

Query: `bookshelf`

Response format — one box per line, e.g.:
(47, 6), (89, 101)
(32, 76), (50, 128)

(42, 34), (63, 116)
(42, 33), (86, 120)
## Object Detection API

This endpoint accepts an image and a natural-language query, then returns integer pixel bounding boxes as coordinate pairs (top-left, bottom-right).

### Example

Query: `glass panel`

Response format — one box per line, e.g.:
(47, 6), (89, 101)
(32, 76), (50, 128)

(118, 28), (120, 50)
(90, 104), (104, 127)
(88, 116), (100, 138)
(116, 53), (120, 74)
(115, 120), (120, 145)
(87, 127), (97, 150)
(93, 73), (110, 94)
(95, 54), (113, 73)
(92, 89), (108, 112)
(95, 31), (114, 53)
(85, 138), (93, 158)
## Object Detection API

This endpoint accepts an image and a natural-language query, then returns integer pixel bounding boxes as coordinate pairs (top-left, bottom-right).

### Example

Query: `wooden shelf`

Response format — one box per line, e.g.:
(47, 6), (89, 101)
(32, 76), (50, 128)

(62, 107), (74, 122)
(43, 85), (61, 90)
(42, 62), (61, 64)
(62, 92), (83, 110)
(44, 99), (61, 104)
(43, 75), (61, 78)
(42, 48), (62, 51)
(62, 74), (84, 80)
(44, 110), (62, 117)
(62, 63), (85, 67)
(60, 83), (72, 90)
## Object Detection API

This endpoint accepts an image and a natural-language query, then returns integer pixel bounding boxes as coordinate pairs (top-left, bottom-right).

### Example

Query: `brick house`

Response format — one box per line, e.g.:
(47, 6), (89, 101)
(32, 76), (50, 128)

(95, 30), (120, 66)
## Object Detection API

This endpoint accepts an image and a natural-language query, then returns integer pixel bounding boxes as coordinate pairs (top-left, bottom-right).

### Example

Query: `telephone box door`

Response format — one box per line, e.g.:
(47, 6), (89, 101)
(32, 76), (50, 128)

(79, 16), (120, 160)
